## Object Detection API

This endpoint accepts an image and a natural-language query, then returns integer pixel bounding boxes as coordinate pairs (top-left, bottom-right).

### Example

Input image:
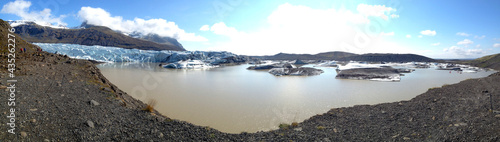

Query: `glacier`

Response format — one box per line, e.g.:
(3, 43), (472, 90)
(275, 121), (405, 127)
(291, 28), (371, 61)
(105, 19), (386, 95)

(34, 43), (249, 64)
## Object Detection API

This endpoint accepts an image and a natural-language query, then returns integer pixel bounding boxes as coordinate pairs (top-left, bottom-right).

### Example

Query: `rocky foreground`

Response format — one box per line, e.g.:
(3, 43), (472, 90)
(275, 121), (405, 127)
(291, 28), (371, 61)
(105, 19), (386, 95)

(1, 20), (499, 141)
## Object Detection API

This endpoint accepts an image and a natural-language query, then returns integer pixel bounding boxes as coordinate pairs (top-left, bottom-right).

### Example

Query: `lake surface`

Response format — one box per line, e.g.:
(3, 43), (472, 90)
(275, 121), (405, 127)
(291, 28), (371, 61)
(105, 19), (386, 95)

(97, 63), (495, 133)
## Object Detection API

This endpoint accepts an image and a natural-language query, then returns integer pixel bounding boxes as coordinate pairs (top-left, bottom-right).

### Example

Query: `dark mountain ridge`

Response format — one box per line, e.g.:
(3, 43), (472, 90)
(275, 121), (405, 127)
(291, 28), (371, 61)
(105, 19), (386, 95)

(12, 22), (185, 51)
(338, 53), (435, 62)
(251, 51), (357, 60)
(252, 52), (435, 62)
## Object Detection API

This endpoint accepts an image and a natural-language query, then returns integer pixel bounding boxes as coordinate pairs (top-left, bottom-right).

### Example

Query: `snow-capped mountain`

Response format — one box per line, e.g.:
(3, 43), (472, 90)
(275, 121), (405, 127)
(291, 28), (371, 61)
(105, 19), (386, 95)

(7, 20), (68, 29)
(10, 21), (185, 51)
(76, 21), (183, 48)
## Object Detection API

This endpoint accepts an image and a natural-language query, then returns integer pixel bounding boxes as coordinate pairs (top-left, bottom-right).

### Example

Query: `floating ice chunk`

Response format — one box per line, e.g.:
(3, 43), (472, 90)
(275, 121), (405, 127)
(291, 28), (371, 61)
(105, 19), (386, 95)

(163, 60), (216, 69)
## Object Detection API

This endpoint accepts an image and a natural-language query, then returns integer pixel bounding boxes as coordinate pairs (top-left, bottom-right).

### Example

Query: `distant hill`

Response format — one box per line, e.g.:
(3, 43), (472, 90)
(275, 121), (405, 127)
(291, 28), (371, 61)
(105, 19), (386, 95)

(315, 51), (358, 59)
(11, 22), (185, 51)
(337, 53), (435, 62)
(468, 53), (500, 70)
(251, 52), (434, 62)
(252, 51), (357, 60)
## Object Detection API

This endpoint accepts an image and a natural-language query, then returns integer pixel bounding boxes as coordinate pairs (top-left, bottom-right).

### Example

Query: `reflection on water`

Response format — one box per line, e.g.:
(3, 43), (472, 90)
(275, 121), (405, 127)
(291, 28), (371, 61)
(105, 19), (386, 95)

(97, 62), (495, 133)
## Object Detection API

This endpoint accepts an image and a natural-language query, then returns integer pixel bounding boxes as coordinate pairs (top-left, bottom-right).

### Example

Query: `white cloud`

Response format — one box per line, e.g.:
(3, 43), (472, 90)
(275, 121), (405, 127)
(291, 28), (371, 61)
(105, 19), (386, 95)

(1, 0), (66, 26)
(431, 42), (440, 46)
(457, 39), (473, 46)
(380, 32), (394, 36)
(494, 43), (500, 48)
(420, 30), (436, 36)
(204, 3), (409, 55)
(77, 7), (207, 42)
(199, 25), (210, 31)
(406, 34), (411, 38)
(209, 22), (241, 37)
(357, 4), (396, 20)
(390, 14), (399, 18)
(475, 44), (481, 48)
(443, 46), (484, 57)
(456, 32), (469, 37)
(474, 35), (485, 39)
(418, 35), (423, 38)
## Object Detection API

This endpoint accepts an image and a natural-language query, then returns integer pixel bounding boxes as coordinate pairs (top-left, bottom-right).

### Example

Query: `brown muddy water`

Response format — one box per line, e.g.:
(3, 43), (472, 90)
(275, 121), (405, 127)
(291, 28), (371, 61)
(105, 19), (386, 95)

(97, 62), (495, 133)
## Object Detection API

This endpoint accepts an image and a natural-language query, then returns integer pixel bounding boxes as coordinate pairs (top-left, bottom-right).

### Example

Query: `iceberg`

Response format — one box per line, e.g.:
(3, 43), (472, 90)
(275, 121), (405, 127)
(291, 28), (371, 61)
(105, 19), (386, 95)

(163, 60), (216, 69)
(269, 67), (324, 76)
(335, 67), (402, 82)
(314, 61), (338, 67)
(34, 43), (249, 64)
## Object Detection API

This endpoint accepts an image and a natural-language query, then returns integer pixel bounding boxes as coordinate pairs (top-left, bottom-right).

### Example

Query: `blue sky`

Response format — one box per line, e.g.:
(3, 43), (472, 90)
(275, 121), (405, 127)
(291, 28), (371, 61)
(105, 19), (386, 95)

(1, 0), (499, 58)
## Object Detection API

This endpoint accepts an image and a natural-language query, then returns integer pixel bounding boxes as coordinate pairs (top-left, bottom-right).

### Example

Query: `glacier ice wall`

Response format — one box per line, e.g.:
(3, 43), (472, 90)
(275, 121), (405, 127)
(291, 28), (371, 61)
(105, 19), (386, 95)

(34, 43), (244, 63)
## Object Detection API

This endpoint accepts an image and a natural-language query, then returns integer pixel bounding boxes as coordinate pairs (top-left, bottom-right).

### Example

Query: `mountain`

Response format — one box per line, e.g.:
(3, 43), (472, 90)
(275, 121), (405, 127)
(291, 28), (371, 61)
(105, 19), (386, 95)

(130, 33), (184, 49)
(8, 20), (68, 29)
(76, 22), (184, 49)
(252, 51), (357, 60)
(11, 21), (185, 51)
(315, 51), (358, 59)
(468, 53), (500, 70)
(252, 52), (435, 62)
(337, 53), (435, 62)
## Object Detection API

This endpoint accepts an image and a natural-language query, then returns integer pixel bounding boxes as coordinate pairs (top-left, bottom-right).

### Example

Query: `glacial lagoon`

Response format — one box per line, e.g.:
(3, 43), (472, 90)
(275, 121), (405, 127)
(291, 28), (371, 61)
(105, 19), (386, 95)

(97, 62), (495, 133)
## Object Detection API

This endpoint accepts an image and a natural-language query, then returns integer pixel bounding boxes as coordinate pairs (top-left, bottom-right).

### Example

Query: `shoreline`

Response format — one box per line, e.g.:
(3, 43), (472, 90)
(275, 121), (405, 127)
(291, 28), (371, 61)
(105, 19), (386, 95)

(1, 21), (499, 140)
(1, 50), (498, 141)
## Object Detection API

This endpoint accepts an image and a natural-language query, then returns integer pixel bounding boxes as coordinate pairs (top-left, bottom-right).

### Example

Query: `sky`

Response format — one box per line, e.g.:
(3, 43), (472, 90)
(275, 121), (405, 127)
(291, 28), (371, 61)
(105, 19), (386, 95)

(1, 0), (500, 59)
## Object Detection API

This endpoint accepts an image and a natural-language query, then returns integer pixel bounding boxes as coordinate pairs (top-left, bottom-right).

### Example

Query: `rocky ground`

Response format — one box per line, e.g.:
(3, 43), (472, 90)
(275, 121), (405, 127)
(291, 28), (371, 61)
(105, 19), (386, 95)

(1, 19), (499, 141)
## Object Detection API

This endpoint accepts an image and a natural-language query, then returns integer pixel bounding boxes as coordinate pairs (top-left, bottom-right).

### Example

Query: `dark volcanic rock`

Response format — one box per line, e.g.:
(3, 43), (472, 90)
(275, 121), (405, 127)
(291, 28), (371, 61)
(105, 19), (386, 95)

(269, 67), (324, 76)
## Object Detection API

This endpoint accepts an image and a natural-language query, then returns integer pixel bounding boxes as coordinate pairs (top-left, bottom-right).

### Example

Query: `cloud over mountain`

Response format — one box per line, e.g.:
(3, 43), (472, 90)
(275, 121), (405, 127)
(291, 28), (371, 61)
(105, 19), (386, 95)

(77, 7), (207, 42)
(0, 0), (66, 26)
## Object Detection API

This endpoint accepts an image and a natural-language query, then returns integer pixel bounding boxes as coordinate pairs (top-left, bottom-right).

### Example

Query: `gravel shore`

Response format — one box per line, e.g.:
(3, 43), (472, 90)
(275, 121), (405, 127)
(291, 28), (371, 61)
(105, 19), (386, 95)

(1, 20), (499, 141)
